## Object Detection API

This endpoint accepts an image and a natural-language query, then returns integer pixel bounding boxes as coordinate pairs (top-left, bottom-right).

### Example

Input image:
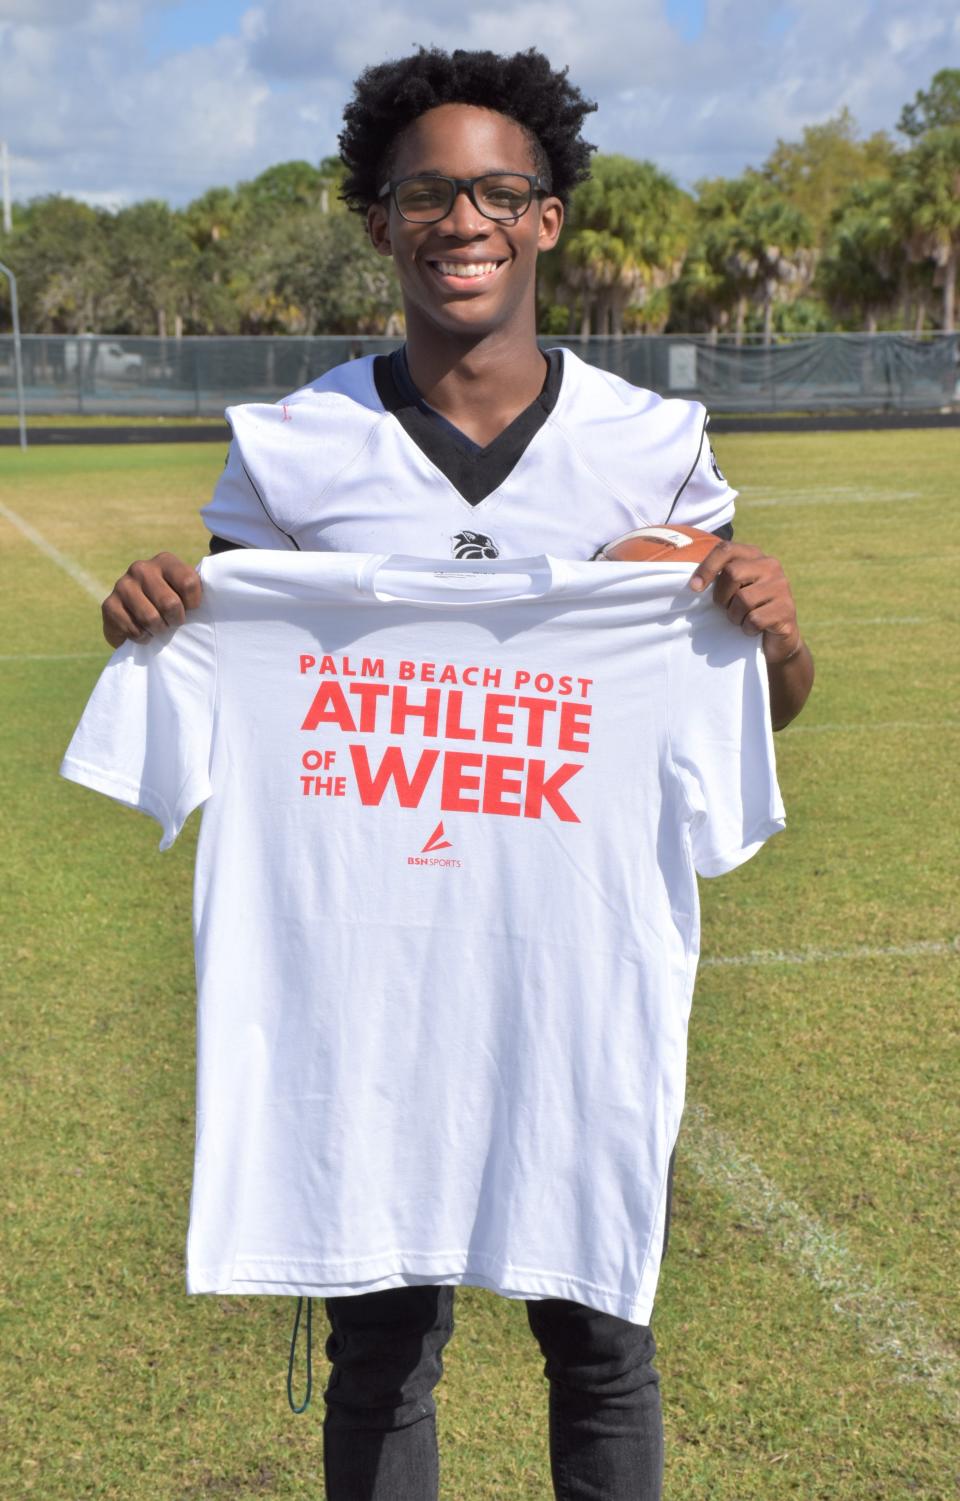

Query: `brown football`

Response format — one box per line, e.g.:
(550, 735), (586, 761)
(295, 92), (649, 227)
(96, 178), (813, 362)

(594, 524), (720, 564)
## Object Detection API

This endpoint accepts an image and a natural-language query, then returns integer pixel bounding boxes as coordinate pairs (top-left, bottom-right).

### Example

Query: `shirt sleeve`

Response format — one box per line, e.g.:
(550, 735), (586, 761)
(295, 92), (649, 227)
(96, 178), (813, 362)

(199, 436), (298, 551)
(664, 416), (737, 535)
(667, 603), (785, 877)
(59, 613), (217, 850)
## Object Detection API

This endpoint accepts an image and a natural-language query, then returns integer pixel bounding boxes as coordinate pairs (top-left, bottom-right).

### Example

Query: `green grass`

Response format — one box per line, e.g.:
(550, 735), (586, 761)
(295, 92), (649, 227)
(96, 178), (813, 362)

(1, 434), (958, 1499)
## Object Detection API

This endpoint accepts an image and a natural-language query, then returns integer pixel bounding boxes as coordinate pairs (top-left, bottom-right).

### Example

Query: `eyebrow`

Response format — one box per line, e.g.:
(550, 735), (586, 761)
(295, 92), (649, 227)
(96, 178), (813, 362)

(397, 167), (529, 178)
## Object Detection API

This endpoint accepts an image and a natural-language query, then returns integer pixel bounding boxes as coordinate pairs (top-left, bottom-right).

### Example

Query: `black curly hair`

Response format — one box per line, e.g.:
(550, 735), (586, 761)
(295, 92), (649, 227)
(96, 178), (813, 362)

(338, 47), (597, 214)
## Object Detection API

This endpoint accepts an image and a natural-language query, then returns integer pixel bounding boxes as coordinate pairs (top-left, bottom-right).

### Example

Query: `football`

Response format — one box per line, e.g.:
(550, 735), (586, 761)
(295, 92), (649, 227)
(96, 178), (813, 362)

(594, 524), (720, 564)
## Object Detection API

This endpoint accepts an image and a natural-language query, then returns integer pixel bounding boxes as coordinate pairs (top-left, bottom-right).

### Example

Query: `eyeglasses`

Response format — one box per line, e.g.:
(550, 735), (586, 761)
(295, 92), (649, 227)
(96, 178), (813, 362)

(377, 173), (549, 224)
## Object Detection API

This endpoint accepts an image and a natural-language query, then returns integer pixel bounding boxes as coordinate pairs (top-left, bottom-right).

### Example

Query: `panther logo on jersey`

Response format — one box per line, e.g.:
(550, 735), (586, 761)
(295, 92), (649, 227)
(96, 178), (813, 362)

(708, 445), (725, 484)
(452, 530), (499, 560)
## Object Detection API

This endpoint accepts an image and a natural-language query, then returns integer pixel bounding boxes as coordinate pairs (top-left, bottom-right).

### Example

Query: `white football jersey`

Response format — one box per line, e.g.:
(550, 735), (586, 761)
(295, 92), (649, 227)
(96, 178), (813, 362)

(201, 347), (736, 560)
(61, 552), (783, 1325)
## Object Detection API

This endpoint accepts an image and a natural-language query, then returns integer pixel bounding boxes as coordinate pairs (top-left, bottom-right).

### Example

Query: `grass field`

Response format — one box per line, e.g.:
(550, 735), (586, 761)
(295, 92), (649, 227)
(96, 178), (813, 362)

(1, 432), (958, 1500)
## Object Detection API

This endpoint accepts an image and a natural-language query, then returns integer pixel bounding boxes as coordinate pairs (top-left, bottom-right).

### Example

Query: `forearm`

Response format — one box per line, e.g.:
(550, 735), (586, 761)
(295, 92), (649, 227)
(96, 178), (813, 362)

(766, 639), (814, 731)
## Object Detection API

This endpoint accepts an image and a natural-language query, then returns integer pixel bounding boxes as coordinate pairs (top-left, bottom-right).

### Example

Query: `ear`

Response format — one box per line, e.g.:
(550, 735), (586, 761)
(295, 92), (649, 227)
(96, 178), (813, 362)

(367, 201), (392, 258)
(537, 196), (564, 255)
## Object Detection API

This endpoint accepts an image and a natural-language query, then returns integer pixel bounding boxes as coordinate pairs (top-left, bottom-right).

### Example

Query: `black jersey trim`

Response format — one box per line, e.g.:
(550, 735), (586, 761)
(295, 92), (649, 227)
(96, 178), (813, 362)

(240, 455), (301, 550)
(372, 349), (563, 506)
(664, 412), (708, 526)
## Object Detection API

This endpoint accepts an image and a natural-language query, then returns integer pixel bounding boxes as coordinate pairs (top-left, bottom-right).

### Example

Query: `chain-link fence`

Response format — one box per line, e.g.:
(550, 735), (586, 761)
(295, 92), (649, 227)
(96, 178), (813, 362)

(1, 332), (958, 417)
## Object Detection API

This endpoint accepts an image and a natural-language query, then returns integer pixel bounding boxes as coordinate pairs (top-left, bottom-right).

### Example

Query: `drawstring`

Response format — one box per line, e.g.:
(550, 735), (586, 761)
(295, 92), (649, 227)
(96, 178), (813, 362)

(287, 1295), (313, 1413)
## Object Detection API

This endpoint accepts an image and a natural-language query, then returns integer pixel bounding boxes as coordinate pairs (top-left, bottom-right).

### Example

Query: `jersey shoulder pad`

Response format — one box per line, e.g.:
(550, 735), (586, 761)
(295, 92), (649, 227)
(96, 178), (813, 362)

(224, 357), (386, 515)
(549, 347), (710, 524)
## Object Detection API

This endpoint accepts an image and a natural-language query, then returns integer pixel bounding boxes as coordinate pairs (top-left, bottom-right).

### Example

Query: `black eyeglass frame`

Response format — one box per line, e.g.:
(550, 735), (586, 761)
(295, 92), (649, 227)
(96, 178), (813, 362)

(376, 173), (550, 223)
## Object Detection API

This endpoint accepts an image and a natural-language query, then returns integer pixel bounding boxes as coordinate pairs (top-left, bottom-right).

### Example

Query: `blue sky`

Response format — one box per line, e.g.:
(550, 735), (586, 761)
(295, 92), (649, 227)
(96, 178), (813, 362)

(143, 0), (247, 61)
(0, 0), (957, 209)
(663, 0), (706, 41)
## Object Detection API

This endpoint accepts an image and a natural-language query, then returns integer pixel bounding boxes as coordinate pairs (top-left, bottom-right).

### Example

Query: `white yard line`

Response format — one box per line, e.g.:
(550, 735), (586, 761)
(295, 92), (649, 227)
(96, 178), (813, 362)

(701, 938), (958, 969)
(682, 1101), (960, 1421)
(784, 721), (959, 735)
(743, 494), (922, 507)
(0, 652), (108, 662)
(0, 502), (108, 602)
(807, 616), (926, 628)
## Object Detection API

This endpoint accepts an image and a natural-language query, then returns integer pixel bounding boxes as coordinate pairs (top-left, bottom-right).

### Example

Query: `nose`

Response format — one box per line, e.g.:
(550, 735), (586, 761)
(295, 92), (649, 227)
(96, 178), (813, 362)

(435, 185), (490, 238)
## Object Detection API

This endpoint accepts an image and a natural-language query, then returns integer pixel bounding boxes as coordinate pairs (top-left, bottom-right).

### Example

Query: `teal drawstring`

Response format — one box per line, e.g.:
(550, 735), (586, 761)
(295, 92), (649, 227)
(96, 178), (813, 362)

(287, 1295), (313, 1413)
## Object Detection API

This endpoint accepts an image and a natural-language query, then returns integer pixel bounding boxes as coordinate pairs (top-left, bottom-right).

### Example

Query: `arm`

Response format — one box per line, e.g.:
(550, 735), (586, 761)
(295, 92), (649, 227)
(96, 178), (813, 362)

(690, 541), (814, 731)
(101, 536), (246, 648)
(102, 553), (203, 648)
(102, 430), (269, 647)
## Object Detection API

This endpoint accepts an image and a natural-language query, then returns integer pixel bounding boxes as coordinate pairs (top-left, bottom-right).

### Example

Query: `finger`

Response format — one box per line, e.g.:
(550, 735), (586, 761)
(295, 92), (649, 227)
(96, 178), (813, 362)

(715, 576), (782, 613)
(151, 586), (188, 629)
(156, 555), (203, 610)
(724, 592), (750, 628)
(101, 597), (150, 648)
(112, 575), (171, 637)
(126, 562), (194, 628)
(689, 542), (764, 592)
(688, 542), (734, 592)
(739, 600), (799, 637)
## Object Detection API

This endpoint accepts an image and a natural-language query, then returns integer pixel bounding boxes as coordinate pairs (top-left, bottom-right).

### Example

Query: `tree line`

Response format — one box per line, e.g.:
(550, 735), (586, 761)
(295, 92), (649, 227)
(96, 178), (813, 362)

(1, 69), (958, 341)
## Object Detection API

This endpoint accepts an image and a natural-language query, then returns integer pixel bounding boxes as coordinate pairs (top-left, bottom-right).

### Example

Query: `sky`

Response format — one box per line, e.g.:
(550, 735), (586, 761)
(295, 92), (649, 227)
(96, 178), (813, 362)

(0, 0), (957, 210)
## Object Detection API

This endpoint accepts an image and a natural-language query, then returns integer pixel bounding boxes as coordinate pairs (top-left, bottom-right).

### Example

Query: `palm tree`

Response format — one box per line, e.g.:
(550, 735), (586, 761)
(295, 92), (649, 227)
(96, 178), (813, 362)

(685, 176), (812, 343)
(818, 179), (903, 332)
(690, 177), (755, 340)
(733, 181), (814, 344)
(894, 127), (960, 333)
(555, 156), (692, 336)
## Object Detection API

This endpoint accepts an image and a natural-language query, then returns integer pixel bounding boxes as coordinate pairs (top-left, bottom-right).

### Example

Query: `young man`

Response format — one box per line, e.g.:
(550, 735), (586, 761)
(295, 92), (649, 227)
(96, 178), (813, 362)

(100, 47), (812, 1501)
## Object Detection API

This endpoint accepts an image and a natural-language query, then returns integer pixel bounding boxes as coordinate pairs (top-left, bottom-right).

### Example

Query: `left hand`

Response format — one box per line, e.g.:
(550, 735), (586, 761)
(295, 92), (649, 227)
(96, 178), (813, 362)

(689, 541), (802, 665)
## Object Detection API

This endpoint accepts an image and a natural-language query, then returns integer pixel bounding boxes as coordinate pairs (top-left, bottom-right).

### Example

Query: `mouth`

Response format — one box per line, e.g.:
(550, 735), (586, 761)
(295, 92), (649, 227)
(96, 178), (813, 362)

(424, 257), (508, 288)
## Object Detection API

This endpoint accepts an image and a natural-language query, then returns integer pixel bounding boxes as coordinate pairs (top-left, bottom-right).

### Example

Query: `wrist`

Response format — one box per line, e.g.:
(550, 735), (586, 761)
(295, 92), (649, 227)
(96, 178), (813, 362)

(763, 628), (805, 668)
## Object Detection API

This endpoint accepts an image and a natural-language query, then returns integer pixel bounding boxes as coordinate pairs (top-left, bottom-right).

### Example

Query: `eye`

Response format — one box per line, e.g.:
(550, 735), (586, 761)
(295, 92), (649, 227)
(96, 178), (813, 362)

(485, 186), (525, 205)
(398, 181), (448, 208)
(476, 177), (531, 213)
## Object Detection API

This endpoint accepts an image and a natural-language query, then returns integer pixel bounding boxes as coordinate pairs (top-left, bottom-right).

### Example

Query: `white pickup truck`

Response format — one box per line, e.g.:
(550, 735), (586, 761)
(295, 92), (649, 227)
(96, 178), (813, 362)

(64, 339), (143, 378)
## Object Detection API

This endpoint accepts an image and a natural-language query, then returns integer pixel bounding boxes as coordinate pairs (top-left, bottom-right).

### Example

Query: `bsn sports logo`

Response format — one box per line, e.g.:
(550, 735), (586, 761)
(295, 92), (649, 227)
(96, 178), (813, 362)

(408, 821), (461, 869)
(452, 530), (499, 560)
(421, 821), (452, 853)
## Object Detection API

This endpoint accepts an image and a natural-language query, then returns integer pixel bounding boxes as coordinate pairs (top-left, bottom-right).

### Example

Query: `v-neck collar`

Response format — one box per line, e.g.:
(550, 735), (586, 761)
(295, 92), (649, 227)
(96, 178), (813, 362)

(373, 346), (564, 506)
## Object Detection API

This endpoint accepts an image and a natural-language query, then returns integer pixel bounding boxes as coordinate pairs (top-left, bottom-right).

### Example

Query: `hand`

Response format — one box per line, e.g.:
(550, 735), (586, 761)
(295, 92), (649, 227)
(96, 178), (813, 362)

(101, 552), (202, 649)
(689, 540), (802, 666)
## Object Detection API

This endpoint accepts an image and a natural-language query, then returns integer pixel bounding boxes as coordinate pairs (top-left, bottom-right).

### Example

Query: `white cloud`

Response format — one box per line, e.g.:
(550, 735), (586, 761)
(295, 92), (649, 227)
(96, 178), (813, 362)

(0, 0), (101, 21)
(242, 0), (680, 92)
(0, 0), (957, 207)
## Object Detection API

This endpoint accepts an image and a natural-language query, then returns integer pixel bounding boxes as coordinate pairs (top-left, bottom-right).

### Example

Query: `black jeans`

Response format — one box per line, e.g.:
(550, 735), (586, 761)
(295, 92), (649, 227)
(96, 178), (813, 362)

(323, 1285), (663, 1500)
(320, 1150), (674, 1500)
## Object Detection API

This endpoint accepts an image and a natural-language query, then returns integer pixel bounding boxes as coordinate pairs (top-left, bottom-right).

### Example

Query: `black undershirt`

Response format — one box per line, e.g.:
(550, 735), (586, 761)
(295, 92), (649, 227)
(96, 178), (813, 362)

(372, 346), (563, 505)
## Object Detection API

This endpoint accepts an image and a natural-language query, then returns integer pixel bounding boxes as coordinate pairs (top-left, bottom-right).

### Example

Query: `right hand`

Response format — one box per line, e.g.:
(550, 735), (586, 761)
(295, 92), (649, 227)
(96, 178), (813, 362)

(101, 552), (202, 649)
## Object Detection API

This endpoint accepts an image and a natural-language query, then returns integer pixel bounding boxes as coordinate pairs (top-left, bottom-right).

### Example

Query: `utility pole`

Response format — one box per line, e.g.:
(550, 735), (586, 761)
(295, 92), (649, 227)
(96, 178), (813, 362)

(1, 142), (11, 236)
(0, 259), (27, 450)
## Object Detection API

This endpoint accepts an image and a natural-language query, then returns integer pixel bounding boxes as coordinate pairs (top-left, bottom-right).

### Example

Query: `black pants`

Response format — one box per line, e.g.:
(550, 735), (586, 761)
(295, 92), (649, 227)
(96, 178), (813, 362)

(320, 1150), (675, 1500)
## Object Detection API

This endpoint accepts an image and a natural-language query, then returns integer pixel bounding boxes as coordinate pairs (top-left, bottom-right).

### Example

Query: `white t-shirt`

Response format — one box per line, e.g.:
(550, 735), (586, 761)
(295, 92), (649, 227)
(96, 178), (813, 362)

(200, 346), (736, 558)
(60, 552), (783, 1325)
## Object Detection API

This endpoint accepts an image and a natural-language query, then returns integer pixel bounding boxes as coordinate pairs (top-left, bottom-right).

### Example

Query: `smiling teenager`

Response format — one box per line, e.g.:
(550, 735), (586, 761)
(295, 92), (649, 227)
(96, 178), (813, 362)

(99, 46), (812, 1501)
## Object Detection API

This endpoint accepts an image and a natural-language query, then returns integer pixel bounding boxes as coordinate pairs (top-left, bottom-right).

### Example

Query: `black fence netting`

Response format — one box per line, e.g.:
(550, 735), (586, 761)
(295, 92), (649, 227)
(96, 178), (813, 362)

(1, 332), (958, 417)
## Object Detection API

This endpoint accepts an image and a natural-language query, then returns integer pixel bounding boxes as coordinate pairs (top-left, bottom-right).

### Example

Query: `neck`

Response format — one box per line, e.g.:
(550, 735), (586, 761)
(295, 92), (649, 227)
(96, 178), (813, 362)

(403, 318), (548, 445)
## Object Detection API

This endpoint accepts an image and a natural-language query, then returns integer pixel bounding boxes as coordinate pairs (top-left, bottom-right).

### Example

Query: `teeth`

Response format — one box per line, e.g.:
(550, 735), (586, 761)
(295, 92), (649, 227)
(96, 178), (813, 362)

(432, 261), (500, 278)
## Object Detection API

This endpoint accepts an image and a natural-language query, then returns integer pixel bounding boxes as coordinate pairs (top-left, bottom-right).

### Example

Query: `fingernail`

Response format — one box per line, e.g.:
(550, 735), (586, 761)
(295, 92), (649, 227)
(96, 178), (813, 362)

(689, 577), (704, 591)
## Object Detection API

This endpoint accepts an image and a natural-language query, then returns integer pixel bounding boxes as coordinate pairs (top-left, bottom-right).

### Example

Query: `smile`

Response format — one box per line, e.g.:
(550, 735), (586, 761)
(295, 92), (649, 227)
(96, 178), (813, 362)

(427, 259), (506, 281)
